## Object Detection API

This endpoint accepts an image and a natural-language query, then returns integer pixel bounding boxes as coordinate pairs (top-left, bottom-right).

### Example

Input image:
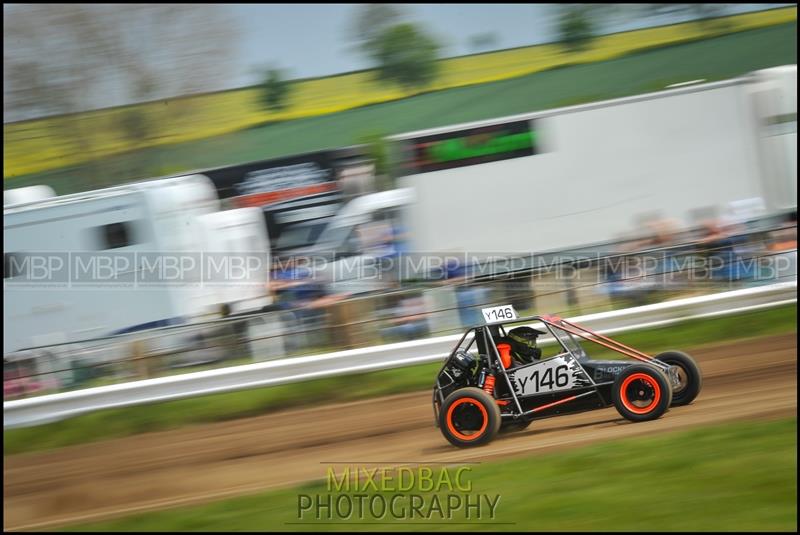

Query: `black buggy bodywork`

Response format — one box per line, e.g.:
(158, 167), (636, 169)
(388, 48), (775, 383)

(433, 313), (703, 447)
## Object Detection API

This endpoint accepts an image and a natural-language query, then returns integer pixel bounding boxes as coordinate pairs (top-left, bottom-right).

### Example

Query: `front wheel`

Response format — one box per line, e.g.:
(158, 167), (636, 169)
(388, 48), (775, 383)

(655, 351), (702, 406)
(612, 364), (672, 422)
(439, 387), (501, 447)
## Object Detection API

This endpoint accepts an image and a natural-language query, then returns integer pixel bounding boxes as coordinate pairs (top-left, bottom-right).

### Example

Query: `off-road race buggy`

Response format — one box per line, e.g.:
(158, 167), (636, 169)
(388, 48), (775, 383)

(433, 305), (703, 447)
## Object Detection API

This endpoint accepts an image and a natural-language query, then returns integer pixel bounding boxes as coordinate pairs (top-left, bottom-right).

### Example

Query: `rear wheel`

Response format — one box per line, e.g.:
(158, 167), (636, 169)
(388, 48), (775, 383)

(655, 351), (702, 406)
(439, 387), (501, 447)
(612, 364), (672, 422)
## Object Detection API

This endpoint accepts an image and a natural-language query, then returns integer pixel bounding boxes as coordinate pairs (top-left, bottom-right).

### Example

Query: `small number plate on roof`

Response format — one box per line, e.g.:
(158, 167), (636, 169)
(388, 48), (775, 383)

(481, 305), (518, 323)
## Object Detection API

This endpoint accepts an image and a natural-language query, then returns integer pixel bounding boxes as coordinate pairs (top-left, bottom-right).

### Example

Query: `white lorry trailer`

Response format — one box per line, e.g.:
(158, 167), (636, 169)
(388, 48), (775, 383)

(3, 174), (272, 355)
(3, 185), (56, 206)
(388, 65), (797, 256)
(195, 206), (273, 314)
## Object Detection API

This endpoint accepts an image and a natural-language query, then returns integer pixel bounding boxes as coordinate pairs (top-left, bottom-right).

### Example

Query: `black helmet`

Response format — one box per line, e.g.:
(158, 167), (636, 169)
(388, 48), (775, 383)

(508, 326), (545, 364)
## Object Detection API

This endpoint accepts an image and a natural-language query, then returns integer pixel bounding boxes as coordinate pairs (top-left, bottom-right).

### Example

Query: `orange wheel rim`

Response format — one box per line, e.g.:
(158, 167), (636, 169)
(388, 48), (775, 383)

(620, 373), (661, 414)
(446, 398), (488, 441)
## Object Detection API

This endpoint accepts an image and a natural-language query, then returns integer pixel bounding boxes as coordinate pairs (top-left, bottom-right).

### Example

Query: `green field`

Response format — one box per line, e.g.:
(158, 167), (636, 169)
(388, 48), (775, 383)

(4, 303), (796, 456)
(7, 22), (797, 195)
(63, 417), (798, 531)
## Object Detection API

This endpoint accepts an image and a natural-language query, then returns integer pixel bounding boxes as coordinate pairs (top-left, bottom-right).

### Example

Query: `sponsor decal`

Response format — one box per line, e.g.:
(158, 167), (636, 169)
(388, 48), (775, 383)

(233, 182), (338, 208)
(397, 120), (538, 175)
(237, 162), (332, 196)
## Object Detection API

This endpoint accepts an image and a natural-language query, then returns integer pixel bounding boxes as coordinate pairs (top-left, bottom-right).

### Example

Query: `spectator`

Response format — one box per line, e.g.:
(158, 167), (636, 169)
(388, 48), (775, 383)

(698, 219), (749, 286)
(380, 295), (430, 342)
(268, 255), (352, 350)
(441, 257), (490, 328)
(764, 211), (797, 281)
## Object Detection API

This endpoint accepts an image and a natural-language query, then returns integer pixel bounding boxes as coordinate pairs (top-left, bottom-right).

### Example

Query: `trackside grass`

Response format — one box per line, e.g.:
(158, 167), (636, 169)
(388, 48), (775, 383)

(3, 303), (796, 456)
(62, 417), (798, 531)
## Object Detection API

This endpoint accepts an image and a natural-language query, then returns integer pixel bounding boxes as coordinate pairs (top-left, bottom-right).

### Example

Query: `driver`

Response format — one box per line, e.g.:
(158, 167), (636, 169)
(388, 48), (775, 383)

(503, 326), (546, 366)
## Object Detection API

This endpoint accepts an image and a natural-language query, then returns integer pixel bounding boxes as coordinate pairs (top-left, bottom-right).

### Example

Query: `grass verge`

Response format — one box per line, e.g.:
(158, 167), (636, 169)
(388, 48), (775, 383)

(3, 303), (796, 456)
(62, 417), (798, 531)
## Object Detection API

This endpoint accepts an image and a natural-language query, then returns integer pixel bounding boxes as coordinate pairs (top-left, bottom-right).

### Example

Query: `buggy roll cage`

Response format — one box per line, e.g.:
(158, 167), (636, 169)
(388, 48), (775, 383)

(462, 314), (669, 369)
(434, 314), (672, 420)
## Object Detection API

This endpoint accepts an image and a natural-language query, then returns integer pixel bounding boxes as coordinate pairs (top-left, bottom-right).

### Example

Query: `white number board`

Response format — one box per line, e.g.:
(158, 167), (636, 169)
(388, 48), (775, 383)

(511, 357), (573, 396)
(481, 304), (518, 323)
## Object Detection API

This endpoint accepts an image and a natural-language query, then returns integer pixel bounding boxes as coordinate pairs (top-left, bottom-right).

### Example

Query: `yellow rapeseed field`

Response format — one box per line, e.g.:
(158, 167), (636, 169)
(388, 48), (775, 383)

(3, 6), (796, 178)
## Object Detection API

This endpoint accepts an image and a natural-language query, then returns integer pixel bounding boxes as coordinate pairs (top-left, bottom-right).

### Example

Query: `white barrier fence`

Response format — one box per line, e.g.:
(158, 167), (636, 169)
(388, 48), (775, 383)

(4, 280), (796, 428)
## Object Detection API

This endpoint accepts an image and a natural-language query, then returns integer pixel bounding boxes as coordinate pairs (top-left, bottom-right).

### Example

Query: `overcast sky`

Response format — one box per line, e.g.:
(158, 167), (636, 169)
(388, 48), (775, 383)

(226, 4), (793, 87)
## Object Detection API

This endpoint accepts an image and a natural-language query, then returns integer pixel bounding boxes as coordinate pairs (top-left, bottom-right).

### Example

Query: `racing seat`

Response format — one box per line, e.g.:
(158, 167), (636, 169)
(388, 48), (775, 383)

(475, 326), (523, 370)
(474, 326), (523, 370)
(496, 341), (516, 369)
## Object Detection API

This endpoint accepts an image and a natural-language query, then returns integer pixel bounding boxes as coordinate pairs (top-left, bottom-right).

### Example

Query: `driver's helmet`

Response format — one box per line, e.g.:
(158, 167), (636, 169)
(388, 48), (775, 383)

(507, 326), (545, 364)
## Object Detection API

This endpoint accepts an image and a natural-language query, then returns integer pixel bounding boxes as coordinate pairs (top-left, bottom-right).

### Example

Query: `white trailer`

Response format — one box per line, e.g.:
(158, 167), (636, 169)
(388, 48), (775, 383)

(389, 65), (797, 256)
(196, 207), (272, 314)
(3, 174), (270, 355)
(744, 65), (797, 211)
(4, 185), (56, 206)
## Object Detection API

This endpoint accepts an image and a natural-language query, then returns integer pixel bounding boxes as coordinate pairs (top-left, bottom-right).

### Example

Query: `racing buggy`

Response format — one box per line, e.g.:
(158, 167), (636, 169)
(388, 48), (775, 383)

(433, 305), (702, 448)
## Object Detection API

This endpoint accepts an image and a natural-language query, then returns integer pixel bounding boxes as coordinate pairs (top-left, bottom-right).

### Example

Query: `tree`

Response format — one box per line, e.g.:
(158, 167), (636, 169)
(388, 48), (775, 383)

(468, 33), (499, 54)
(634, 4), (731, 30)
(3, 4), (238, 122)
(349, 4), (405, 57)
(636, 4), (728, 19)
(258, 68), (292, 112)
(3, 4), (238, 188)
(347, 5), (440, 93)
(120, 109), (150, 144)
(371, 23), (441, 93)
(358, 131), (392, 191)
(550, 3), (734, 53)
(555, 5), (602, 52)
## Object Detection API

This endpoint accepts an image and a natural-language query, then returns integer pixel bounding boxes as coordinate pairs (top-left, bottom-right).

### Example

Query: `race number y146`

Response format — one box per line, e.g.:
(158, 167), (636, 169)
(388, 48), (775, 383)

(481, 305), (518, 323)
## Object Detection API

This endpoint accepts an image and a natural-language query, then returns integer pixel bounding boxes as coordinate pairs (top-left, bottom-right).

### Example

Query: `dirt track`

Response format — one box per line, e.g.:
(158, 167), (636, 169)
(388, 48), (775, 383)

(4, 333), (797, 531)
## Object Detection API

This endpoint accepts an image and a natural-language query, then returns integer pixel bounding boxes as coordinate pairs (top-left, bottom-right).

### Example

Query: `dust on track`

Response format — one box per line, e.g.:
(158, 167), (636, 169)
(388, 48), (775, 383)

(4, 333), (797, 531)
